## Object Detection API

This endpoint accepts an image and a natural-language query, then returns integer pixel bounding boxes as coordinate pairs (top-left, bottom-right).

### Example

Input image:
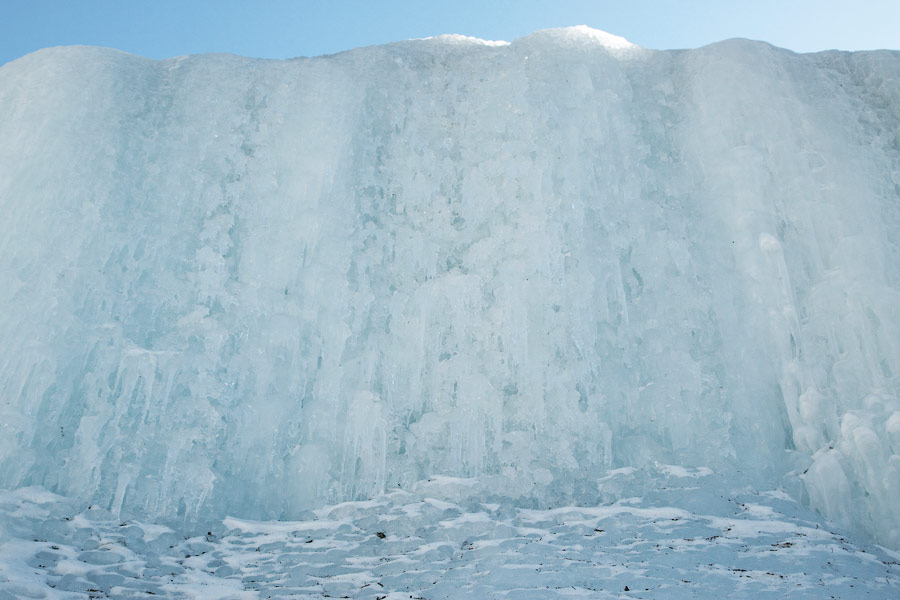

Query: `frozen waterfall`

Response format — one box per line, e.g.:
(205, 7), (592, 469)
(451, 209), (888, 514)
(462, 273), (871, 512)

(1, 28), (899, 550)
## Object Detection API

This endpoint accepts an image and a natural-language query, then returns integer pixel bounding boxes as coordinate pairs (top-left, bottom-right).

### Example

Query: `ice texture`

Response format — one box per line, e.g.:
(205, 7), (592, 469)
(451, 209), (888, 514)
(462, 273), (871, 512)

(3, 474), (900, 599)
(0, 28), (899, 548)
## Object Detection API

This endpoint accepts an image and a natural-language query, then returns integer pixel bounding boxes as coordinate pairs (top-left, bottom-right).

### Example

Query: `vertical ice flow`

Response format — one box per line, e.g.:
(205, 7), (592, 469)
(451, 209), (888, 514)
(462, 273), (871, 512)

(0, 29), (899, 547)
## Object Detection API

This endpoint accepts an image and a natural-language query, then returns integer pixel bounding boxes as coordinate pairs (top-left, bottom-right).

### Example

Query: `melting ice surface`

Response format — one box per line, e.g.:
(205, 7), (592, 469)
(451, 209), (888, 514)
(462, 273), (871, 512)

(1, 26), (900, 596)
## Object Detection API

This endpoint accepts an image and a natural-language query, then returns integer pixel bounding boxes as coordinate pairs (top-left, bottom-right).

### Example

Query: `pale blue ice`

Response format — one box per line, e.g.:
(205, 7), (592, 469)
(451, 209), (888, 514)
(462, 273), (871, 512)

(1, 27), (899, 598)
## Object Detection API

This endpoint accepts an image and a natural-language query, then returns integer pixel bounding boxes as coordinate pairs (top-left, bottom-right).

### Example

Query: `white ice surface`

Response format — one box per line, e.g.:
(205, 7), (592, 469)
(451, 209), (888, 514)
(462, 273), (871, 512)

(0, 27), (899, 554)
(2, 471), (899, 599)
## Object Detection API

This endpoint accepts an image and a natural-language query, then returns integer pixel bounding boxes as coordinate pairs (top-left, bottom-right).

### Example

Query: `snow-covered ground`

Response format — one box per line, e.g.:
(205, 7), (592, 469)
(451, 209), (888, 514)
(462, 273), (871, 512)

(3, 468), (899, 599)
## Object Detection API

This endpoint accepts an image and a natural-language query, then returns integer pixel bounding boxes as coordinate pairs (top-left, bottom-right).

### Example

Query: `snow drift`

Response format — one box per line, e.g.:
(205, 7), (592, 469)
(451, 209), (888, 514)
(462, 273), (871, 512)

(0, 28), (899, 548)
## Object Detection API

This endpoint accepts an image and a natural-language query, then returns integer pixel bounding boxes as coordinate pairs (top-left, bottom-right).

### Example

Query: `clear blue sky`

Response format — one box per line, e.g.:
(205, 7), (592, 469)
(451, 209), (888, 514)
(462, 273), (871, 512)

(3, 0), (899, 67)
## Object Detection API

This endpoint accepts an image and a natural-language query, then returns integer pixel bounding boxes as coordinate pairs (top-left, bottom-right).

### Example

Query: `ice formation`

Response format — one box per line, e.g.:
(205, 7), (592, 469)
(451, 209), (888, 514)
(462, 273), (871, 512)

(1, 27), (899, 552)
(3, 477), (899, 598)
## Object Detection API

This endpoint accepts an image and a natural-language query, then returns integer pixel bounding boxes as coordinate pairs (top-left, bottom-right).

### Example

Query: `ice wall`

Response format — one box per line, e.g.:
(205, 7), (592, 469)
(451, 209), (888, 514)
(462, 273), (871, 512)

(0, 28), (899, 546)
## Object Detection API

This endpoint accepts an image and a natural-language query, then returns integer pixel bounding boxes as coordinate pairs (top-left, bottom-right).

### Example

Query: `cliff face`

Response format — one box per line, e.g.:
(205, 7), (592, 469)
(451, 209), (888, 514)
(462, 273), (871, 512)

(1, 29), (899, 546)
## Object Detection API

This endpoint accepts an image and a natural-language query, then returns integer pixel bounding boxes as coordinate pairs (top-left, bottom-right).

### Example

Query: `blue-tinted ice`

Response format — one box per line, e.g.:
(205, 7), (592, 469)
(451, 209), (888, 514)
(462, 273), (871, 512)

(1, 27), (900, 596)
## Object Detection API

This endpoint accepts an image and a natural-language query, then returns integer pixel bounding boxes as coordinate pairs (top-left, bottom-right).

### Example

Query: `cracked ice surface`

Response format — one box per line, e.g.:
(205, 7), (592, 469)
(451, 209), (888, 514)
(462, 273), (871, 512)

(2, 471), (900, 599)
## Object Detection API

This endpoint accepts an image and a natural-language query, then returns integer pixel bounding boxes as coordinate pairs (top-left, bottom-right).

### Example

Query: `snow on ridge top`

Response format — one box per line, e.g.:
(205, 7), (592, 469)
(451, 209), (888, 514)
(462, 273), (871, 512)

(559, 25), (636, 48)
(416, 33), (510, 47)
(410, 27), (636, 50)
(524, 26), (637, 49)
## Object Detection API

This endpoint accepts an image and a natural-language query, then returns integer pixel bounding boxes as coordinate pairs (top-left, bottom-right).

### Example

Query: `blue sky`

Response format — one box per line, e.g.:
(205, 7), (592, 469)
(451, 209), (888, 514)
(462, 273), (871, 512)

(3, 0), (899, 67)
